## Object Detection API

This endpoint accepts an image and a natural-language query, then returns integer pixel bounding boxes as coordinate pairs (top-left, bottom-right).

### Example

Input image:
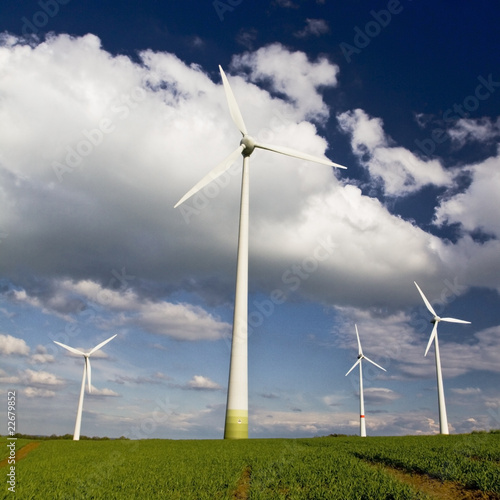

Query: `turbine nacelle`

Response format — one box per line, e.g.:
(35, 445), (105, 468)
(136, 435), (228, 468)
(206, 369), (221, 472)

(240, 135), (256, 157)
(414, 281), (470, 356)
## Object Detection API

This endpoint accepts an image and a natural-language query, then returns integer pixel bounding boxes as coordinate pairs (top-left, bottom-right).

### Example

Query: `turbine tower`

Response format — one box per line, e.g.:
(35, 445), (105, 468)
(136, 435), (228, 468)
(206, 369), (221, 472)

(54, 334), (117, 440)
(175, 66), (346, 439)
(414, 281), (470, 434)
(345, 324), (386, 437)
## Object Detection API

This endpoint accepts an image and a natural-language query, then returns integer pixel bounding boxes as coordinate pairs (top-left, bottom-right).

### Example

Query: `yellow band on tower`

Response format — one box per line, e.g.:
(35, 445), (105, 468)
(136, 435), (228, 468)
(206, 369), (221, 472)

(224, 410), (248, 439)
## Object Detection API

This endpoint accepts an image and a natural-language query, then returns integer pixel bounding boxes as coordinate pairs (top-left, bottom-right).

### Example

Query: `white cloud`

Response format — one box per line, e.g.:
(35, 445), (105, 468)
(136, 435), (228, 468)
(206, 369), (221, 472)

(24, 387), (56, 398)
(338, 109), (453, 195)
(435, 152), (500, 238)
(23, 369), (64, 386)
(0, 32), (496, 321)
(29, 353), (55, 364)
(295, 19), (330, 38)
(448, 117), (500, 145)
(364, 387), (402, 404)
(12, 289), (74, 322)
(274, 0), (299, 9)
(25, 280), (232, 341)
(0, 333), (30, 355)
(133, 302), (230, 341)
(186, 375), (222, 391)
(0, 369), (20, 384)
(29, 345), (55, 364)
(231, 43), (339, 121)
(451, 387), (481, 395)
(89, 386), (120, 397)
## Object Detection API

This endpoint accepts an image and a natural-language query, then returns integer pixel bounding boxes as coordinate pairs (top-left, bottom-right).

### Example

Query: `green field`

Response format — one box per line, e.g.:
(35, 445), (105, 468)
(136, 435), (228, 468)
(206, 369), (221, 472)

(1, 433), (499, 499)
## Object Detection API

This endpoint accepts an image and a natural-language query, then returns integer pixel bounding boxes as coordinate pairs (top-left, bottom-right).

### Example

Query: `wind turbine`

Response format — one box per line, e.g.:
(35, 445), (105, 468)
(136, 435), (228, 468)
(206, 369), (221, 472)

(54, 334), (117, 440)
(414, 281), (470, 434)
(345, 324), (386, 437)
(175, 66), (346, 439)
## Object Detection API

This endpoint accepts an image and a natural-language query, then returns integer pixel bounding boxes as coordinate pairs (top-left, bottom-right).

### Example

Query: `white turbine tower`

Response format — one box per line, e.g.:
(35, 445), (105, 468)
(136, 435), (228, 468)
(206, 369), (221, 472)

(175, 66), (346, 439)
(54, 334), (117, 440)
(345, 324), (386, 437)
(414, 281), (470, 435)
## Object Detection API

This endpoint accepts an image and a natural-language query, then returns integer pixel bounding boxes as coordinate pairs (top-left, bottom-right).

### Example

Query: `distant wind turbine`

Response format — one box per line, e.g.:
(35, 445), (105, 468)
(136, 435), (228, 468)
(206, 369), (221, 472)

(414, 281), (470, 434)
(345, 324), (386, 437)
(175, 66), (346, 439)
(54, 334), (117, 440)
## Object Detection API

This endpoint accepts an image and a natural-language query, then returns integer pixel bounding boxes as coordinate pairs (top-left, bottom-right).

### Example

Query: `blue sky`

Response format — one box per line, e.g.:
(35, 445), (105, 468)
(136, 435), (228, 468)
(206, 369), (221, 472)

(0, 0), (499, 439)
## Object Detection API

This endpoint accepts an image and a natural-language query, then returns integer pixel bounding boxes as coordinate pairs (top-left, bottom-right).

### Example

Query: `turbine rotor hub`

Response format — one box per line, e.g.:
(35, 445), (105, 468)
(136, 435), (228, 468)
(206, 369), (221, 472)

(240, 135), (256, 157)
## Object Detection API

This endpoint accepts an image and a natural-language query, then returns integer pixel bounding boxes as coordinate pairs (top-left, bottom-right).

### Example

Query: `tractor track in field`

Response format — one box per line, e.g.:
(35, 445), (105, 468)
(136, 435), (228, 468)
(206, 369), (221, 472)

(0, 441), (40, 468)
(366, 460), (500, 500)
(232, 465), (251, 499)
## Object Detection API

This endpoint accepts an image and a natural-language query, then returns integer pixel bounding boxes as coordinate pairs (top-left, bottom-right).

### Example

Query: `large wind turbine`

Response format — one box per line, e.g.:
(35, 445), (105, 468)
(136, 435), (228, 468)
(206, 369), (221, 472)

(414, 281), (470, 434)
(54, 334), (117, 440)
(345, 324), (386, 437)
(175, 66), (346, 439)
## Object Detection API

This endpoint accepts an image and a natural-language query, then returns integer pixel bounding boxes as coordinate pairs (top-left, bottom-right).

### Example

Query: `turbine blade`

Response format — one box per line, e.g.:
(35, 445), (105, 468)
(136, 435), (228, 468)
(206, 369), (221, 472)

(424, 322), (438, 357)
(441, 317), (471, 324)
(363, 355), (387, 372)
(355, 324), (363, 356)
(174, 145), (245, 208)
(219, 66), (248, 136)
(255, 142), (346, 169)
(86, 357), (92, 393)
(414, 281), (438, 317)
(88, 334), (117, 356)
(345, 359), (361, 377)
(53, 341), (85, 357)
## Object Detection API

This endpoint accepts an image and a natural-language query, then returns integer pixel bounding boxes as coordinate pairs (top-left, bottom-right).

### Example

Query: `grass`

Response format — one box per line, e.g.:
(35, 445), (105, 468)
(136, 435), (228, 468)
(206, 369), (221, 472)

(1, 433), (499, 499)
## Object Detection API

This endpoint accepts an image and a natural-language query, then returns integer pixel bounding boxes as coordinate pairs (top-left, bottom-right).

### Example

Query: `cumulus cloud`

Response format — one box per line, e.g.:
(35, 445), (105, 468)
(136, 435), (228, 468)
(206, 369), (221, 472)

(132, 302), (230, 341)
(0, 32), (497, 325)
(186, 375), (222, 391)
(89, 386), (120, 397)
(0, 34), (346, 307)
(0, 333), (30, 355)
(29, 345), (55, 364)
(448, 117), (500, 145)
(0, 369), (20, 385)
(23, 387), (56, 398)
(295, 19), (330, 38)
(23, 369), (64, 386)
(231, 43), (339, 121)
(60, 279), (231, 341)
(435, 152), (500, 238)
(451, 387), (481, 395)
(338, 109), (453, 195)
(364, 387), (402, 404)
